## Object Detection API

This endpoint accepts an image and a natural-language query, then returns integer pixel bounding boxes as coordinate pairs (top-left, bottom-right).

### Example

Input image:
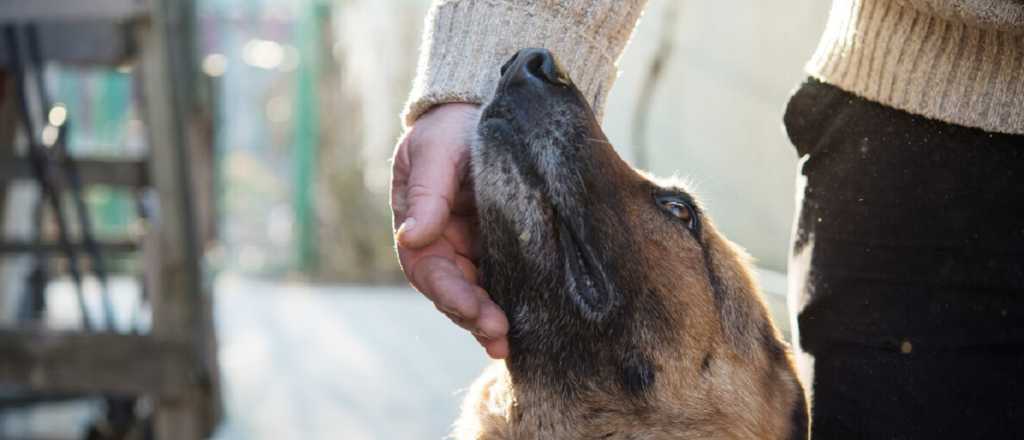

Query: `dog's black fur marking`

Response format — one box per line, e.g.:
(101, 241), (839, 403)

(622, 351), (656, 396)
(700, 353), (712, 373)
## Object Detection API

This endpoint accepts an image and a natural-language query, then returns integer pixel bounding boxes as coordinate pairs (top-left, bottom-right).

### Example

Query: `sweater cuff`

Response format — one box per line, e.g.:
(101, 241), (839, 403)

(402, 0), (645, 127)
(806, 0), (1024, 135)
(896, 0), (1024, 33)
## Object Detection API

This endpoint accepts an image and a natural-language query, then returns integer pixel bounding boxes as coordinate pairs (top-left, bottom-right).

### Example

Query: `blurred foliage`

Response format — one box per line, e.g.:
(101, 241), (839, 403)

(199, 0), (428, 282)
(312, 1), (427, 283)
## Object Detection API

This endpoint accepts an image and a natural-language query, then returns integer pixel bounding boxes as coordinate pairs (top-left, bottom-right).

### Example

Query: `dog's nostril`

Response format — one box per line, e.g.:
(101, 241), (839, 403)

(525, 54), (546, 80)
(524, 49), (567, 85)
(504, 48), (571, 87)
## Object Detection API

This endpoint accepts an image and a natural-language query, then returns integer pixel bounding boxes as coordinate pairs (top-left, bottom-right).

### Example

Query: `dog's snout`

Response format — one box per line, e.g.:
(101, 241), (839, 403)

(501, 48), (570, 87)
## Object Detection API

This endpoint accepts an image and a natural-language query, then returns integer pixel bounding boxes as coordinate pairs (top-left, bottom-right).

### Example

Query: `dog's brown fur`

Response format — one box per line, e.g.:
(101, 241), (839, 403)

(458, 49), (808, 440)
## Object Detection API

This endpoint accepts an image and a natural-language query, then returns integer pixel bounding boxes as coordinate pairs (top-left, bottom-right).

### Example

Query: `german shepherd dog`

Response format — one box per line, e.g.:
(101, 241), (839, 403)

(456, 48), (808, 439)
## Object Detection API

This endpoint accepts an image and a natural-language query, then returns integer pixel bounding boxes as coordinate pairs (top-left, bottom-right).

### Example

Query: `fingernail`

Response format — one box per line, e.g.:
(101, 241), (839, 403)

(397, 218), (417, 239)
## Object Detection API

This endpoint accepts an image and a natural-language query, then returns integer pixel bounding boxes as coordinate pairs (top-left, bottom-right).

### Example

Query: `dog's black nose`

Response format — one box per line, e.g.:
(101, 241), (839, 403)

(501, 48), (571, 87)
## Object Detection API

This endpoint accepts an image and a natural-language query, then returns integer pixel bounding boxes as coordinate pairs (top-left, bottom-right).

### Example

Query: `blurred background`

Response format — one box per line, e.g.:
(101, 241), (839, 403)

(0, 0), (829, 438)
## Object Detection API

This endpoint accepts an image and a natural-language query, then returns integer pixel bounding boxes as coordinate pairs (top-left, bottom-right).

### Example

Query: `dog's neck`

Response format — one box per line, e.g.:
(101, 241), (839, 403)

(493, 279), (667, 399)
(485, 360), (718, 440)
(471, 255), (806, 439)
(501, 371), (644, 438)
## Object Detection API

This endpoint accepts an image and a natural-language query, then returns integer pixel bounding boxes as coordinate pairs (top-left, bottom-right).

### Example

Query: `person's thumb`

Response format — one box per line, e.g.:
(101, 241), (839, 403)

(396, 146), (460, 249)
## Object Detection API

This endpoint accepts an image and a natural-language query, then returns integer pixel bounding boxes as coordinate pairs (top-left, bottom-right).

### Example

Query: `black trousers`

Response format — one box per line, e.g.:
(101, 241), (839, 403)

(783, 78), (1024, 439)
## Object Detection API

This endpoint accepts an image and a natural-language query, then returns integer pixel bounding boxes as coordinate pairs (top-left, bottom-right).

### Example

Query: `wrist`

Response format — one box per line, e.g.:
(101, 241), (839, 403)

(416, 102), (481, 123)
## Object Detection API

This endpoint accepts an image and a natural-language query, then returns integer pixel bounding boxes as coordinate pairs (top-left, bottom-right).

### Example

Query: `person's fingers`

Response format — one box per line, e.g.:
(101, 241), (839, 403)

(395, 229), (444, 279)
(474, 297), (509, 342)
(390, 137), (412, 227)
(445, 215), (480, 262)
(486, 338), (509, 359)
(434, 294), (508, 347)
(396, 231), (466, 280)
(390, 103), (502, 358)
(451, 185), (477, 216)
(474, 335), (509, 360)
(437, 304), (473, 330)
(453, 254), (478, 285)
(411, 255), (481, 323)
(396, 147), (462, 250)
(411, 252), (507, 343)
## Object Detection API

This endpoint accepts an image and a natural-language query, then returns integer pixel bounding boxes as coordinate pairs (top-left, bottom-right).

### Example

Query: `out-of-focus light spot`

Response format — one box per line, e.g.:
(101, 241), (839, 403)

(203, 53), (228, 77)
(41, 125), (59, 147)
(332, 41), (345, 62)
(900, 340), (913, 354)
(238, 245), (267, 272)
(280, 45), (300, 72)
(243, 39), (284, 70)
(116, 64), (133, 74)
(266, 95), (292, 123)
(363, 165), (390, 195)
(126, 119), (144, 136)
(226, 152), (259, 180)
(127, 218), (144, 240)
(48, 103), (67, 127)
(205, 243), (226, 268)
(267, 205), (294, 246)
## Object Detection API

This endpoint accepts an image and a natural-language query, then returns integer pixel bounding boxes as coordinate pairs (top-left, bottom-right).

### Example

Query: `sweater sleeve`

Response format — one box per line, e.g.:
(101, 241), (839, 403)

(896, 0), (1024, 33)
(401, 0), (648, 126)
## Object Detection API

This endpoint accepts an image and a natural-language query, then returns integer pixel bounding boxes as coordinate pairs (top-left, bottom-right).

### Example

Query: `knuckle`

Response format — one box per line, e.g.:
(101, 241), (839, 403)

(405, 183), (434, 201)
(440, 309), (468, 327)
(405, 183), (453, 209)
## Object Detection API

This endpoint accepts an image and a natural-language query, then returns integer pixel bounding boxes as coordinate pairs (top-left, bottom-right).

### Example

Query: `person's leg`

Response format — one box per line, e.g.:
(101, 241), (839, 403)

(784, 78), (1024, 439)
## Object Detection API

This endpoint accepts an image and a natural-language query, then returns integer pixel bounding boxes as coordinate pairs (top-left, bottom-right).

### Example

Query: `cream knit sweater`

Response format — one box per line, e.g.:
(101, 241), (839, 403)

(403, 0), (1024, 135)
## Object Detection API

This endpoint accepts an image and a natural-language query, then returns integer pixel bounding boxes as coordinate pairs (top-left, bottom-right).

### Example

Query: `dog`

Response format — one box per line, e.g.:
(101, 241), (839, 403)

(456, 48), (808, 439)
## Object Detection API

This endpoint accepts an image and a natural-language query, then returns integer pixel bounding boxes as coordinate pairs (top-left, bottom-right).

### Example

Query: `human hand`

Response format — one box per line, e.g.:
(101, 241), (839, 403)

(391, 103), (510, 359)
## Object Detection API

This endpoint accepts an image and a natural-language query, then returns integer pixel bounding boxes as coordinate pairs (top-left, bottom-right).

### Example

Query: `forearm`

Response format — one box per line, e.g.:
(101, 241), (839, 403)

(402, 0), (648, 126)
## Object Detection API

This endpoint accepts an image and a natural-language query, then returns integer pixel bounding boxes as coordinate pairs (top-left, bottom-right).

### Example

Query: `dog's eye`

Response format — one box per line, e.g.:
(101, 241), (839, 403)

(663, 201), (692, 223)
(658, 198), (696, 229)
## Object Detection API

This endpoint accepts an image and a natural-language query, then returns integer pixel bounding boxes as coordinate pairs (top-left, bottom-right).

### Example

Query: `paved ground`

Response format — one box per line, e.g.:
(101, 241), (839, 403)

(0, 275), (489, 440)
(211, 275), (490, 440)
(2, 271), (786, 439)
(210, 272), (786, 440)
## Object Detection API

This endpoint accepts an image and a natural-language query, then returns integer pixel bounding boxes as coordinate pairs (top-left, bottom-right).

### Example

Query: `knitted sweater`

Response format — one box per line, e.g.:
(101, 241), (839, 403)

(402, 0), (1024, 135)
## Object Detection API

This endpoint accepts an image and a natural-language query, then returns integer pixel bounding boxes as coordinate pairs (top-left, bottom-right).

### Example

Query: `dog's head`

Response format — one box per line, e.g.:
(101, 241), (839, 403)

(471, 48), (805, 437)
(471, 47), (806, 438)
